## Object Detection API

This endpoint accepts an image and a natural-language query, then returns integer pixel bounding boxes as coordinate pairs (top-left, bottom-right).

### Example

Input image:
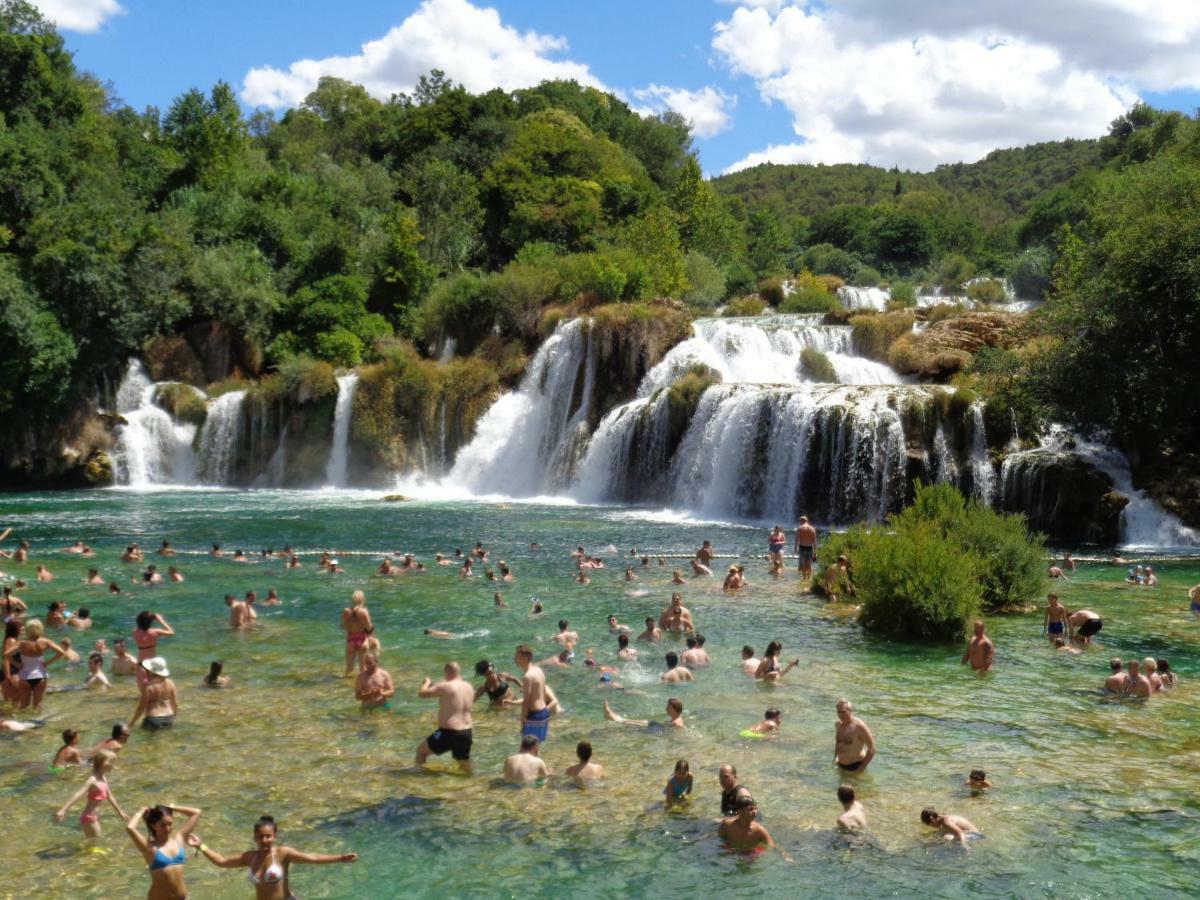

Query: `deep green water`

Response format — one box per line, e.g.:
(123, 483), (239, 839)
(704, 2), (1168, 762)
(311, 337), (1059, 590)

(2, 489), (1199, 899)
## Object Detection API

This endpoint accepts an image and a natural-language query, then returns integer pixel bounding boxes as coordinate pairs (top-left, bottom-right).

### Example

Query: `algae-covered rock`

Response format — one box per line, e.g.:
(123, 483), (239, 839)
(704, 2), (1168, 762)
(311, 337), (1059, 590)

(381, 493), (411, 502)
(890, 312), (1020, 380)
(84, 450), (114, 486)
(153, 383), (207, 427)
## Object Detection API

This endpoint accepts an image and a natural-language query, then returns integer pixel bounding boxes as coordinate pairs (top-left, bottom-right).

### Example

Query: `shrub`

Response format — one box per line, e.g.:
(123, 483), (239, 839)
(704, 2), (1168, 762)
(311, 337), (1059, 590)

(814, 274), (845, 294)
(801, 243), (860, 280)
(889, 281), (916, 305)
(1007, 245), (1052, 301)
(852, 310), (914, 361)
(966, 278), (1007, 304)
(781, 286), (838, 314)
(683, 251), (727, 312)
(723, 296), (767, 317)
(416, 272), (500, 354)
(800, 347), (838, 382)
(315, 328), (364, 367)
(757, 277), (786, 307)
(855, 266), (882, 287)
(936, 254), (976, 292)
(153, 383), (207, 426)
(855, 525), (981, 640)
(723, 261), (757, 297)
(924, 303), (966, 324)
(666, 365), (720, 437)
(274, 355), (337, 404)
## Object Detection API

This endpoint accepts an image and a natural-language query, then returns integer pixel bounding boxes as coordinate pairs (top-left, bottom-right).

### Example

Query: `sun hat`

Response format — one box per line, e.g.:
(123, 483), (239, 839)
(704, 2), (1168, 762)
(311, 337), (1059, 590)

(140, 657), (170, 678)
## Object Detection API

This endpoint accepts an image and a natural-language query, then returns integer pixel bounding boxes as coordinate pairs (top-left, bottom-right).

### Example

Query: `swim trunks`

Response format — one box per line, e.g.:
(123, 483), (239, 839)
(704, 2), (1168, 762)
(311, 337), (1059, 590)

(1078, 618), (1103, 638)
(522, 707), (550, 743)
(797, 545), (814, 567)
(142, 715), (175, 730)
(768, 542), (785, 554)
(837, 759), (864, 771)
(425, 727), (473, 761)
(1048, 621), (1064, 635)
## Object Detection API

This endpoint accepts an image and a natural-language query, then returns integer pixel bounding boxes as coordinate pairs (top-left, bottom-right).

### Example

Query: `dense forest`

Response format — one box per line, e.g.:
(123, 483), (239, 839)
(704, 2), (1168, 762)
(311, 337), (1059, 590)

(0, 0), (1197, 511)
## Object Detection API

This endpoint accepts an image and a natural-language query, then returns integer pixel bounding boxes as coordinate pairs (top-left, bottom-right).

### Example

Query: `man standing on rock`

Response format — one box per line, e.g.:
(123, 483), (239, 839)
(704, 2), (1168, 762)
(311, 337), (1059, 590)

(415, 661), (475, 773)
(962, 620), (994, 672)
(794, 516), (817, 580)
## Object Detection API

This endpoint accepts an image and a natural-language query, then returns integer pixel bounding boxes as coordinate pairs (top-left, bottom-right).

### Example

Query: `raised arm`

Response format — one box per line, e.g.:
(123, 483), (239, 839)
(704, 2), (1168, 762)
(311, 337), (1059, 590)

(154, 615), (175, 637)
(171, 804), (202, 840)
(281, 845), (358, 865)
(125, 808), (153, 861)
(185, 834), (249, 869)
(417, 678), (438, 699)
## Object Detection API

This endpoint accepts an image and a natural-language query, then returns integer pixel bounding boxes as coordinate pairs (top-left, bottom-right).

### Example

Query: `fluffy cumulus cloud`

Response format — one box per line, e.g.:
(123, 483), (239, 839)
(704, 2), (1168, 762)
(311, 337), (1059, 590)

(632, 85), (736, 138)
(242, 0), (602, 108)
(33, 0), (123, 33)
(712, 1), (1196, 172)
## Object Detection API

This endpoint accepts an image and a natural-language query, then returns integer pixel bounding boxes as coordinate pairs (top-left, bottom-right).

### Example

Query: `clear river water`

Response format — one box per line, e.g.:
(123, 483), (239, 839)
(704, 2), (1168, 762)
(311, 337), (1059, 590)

(2, 489), (1198, 898)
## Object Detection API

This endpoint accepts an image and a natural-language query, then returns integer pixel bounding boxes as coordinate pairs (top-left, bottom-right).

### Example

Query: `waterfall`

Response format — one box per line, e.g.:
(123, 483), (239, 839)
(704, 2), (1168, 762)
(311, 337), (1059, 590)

(324, 374), (359, 488)
(448, 318), (595, 495)
(111, 361), (198, 487)
(969, 404), (996, 506)
(837, 286), (891, 311)
(195, 391), (246, 485)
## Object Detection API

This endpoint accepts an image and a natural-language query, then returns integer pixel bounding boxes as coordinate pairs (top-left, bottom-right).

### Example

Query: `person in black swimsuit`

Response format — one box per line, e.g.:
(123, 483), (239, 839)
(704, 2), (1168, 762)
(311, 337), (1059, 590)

(473, 660), (522, 707)
(719, 764), (752, 816)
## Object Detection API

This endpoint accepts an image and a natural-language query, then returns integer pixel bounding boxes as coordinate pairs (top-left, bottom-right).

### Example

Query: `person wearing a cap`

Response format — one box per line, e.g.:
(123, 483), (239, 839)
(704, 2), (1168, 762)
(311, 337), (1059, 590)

(127, 657), (178, 730)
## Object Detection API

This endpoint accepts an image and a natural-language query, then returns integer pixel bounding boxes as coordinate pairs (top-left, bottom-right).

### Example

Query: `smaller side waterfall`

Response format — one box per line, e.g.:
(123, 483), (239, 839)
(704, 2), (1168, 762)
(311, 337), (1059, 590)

(196, 391), (246, 485)
(111, 361), (198, 487)
(837, 286), (891, 311)
(325, 374), (359, 488)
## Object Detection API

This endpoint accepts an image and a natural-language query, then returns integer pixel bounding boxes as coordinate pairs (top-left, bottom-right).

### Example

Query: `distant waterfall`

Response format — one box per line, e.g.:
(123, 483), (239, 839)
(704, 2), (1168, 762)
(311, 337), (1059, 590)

(837, 286), (891, 311)
(195, 391), (246, 485)
(111, 361), (198, 486)
(448, 318), (595, 496)
(324, 374), (359, 488)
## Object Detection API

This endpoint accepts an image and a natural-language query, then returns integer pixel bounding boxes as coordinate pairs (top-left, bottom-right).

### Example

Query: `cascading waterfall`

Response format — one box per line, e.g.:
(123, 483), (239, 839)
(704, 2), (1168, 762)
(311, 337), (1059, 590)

(448, 318), (595, 496)
(111, 361), (198, 487)
(837, 286), (891, 311)
(195, 391), (246, 485)
(969, 404), (996, 506)
(324, 374), (359, 488)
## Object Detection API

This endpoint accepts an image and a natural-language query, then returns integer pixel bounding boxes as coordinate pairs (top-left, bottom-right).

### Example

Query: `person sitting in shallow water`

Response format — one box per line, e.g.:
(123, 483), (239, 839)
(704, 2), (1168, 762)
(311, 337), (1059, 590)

(836, 784), (866, 833)
(503, 735), (549, 784)
(603, 697), (684, 729)
(564, 740), (604, 781)
(663, 759), (693, 806)
(203, 661), (230, 688)
(965, 769), (993, 791)
(920, 808), (982, 844)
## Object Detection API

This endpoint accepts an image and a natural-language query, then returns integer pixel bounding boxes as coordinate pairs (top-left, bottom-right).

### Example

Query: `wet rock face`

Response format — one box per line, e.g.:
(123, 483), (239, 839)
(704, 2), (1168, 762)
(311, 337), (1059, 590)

(1136, 452), (1200, 530)
(143, 337), (206, 386)
(1000, 450), (1127, 544)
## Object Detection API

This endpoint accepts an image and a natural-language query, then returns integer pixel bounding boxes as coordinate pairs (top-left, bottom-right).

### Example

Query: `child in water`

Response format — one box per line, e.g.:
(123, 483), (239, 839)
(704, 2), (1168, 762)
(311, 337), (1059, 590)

(664, 759), (693, 806)
(965, 769), (993, 791)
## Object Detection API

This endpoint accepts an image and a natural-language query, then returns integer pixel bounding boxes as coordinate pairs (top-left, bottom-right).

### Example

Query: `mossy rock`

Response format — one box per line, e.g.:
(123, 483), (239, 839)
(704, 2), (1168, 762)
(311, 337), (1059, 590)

(83, 450), (114, 486)
(800, 347), (838, 383)
(153, 383), (208, 427)
(143, 336), (205, 386)
(723, 296), (767, 317)
(889, 312), (1019, 381)
(381, 494), (411, 502)
(852, 310), (915, 363)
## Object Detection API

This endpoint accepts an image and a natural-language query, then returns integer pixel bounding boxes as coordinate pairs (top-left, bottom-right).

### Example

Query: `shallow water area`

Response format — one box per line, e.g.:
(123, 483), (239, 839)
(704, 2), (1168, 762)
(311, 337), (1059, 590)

(2, 490), (1199, 898)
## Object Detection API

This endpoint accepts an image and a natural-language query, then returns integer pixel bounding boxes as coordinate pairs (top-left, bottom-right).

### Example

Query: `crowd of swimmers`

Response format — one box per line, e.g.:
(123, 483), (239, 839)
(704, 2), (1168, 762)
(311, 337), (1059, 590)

(2, 521), (1199, 890)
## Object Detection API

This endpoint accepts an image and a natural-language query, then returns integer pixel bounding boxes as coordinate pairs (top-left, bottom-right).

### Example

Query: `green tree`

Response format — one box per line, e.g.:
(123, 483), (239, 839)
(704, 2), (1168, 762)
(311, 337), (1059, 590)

(402, 157), (483, 274)
(745, 208), (788, 277)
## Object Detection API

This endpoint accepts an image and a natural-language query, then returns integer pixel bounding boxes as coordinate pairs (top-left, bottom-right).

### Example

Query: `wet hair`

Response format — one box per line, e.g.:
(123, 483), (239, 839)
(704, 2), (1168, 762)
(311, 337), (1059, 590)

(25, 619), (44, 639)
(558, 619), (569, 630)
(576, 741), (592, 762)
(516, 644), (533, 660)
(735, 793), (756, 810)
(765, 707), (782, 720)
(920, 808), (939, 825)
(89, 652), (104, 664)
(674, 758), (690, 774)
(969, 769), (986, 781)
(111, 723), (130, 740)
(4, 620), (19, 640)
(1157, 658), (1171, 674)
(76, 608), (90, 619)
(1110, 658), (1123, 672)
(666, 698), (683, 715)
(61, 729), (78, 745)
(765, 640), (781, 657)
(92, 749), (115, 772)
(521, 734), (539, 750)
(1047, 592), (1058, 601)
(686, 636), (697, 648)
(665, 651), (679, 668)
(254, 815), (278, 836)
(474, 660), (492, 676)
(1053, 638), (1066, 648)
(645, 617), (655, 626)
(837, 784), (855, 804)
(143, 805), (172, 833)
(696, 634), (706, 647)
(212, 544), (220, 551)
(206, 661), (224, 682)
(136, 611), (154, 631)
(742, 645), (754, 658)
(109, 582), (121, 593)
(617, 634), (629, 648)
(1142, 657), (1157, 673)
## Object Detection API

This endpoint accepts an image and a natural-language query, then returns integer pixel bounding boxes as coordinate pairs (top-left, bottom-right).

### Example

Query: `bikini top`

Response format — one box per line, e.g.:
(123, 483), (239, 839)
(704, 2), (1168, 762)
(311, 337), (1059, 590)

(149, 843), (187, 871)
(247, 851), (284, 885)
(87, 781), (109, 802)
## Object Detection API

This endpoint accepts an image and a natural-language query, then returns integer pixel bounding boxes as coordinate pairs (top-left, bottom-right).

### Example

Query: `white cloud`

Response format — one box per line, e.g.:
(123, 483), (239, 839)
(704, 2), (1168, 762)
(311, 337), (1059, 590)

(714, 1), (1178, 171)
(33, 0), (123, 33)
(633, 85), (736, 138)
(242, 0), (602, 108)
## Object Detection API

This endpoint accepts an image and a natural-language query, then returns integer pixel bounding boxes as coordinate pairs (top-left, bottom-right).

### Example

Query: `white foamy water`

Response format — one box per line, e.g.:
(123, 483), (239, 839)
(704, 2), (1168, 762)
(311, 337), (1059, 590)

(111, 361), (198, 487)
(325, 374), (359, 488)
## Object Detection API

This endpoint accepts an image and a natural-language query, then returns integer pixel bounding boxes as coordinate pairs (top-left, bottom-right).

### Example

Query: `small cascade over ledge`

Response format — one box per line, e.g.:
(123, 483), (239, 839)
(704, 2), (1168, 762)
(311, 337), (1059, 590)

(195, 390), (246, 485)
(111, 361), (198, 487)
(325, 374), (359, 488)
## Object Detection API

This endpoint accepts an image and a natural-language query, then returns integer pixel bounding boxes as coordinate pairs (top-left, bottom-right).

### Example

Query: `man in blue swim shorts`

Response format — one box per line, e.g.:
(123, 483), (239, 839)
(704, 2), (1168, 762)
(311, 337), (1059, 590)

(516, 644), (551, 743)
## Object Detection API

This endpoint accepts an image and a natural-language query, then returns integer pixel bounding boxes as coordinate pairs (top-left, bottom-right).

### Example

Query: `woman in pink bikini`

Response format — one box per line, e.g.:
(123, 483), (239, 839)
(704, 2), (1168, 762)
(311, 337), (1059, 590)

(341, 591), (373, 676)
(132, 611), (174, 690)
(55, 749), (126, 839)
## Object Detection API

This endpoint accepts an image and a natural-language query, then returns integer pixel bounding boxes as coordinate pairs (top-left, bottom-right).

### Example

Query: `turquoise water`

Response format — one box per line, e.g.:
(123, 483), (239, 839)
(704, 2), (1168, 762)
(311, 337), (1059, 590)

(2, 489), (1199, 898)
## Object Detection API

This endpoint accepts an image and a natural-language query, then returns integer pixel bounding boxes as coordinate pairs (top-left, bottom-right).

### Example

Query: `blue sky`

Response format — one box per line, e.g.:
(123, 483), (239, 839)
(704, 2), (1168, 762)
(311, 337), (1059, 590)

(41, 0), (1200, 175)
